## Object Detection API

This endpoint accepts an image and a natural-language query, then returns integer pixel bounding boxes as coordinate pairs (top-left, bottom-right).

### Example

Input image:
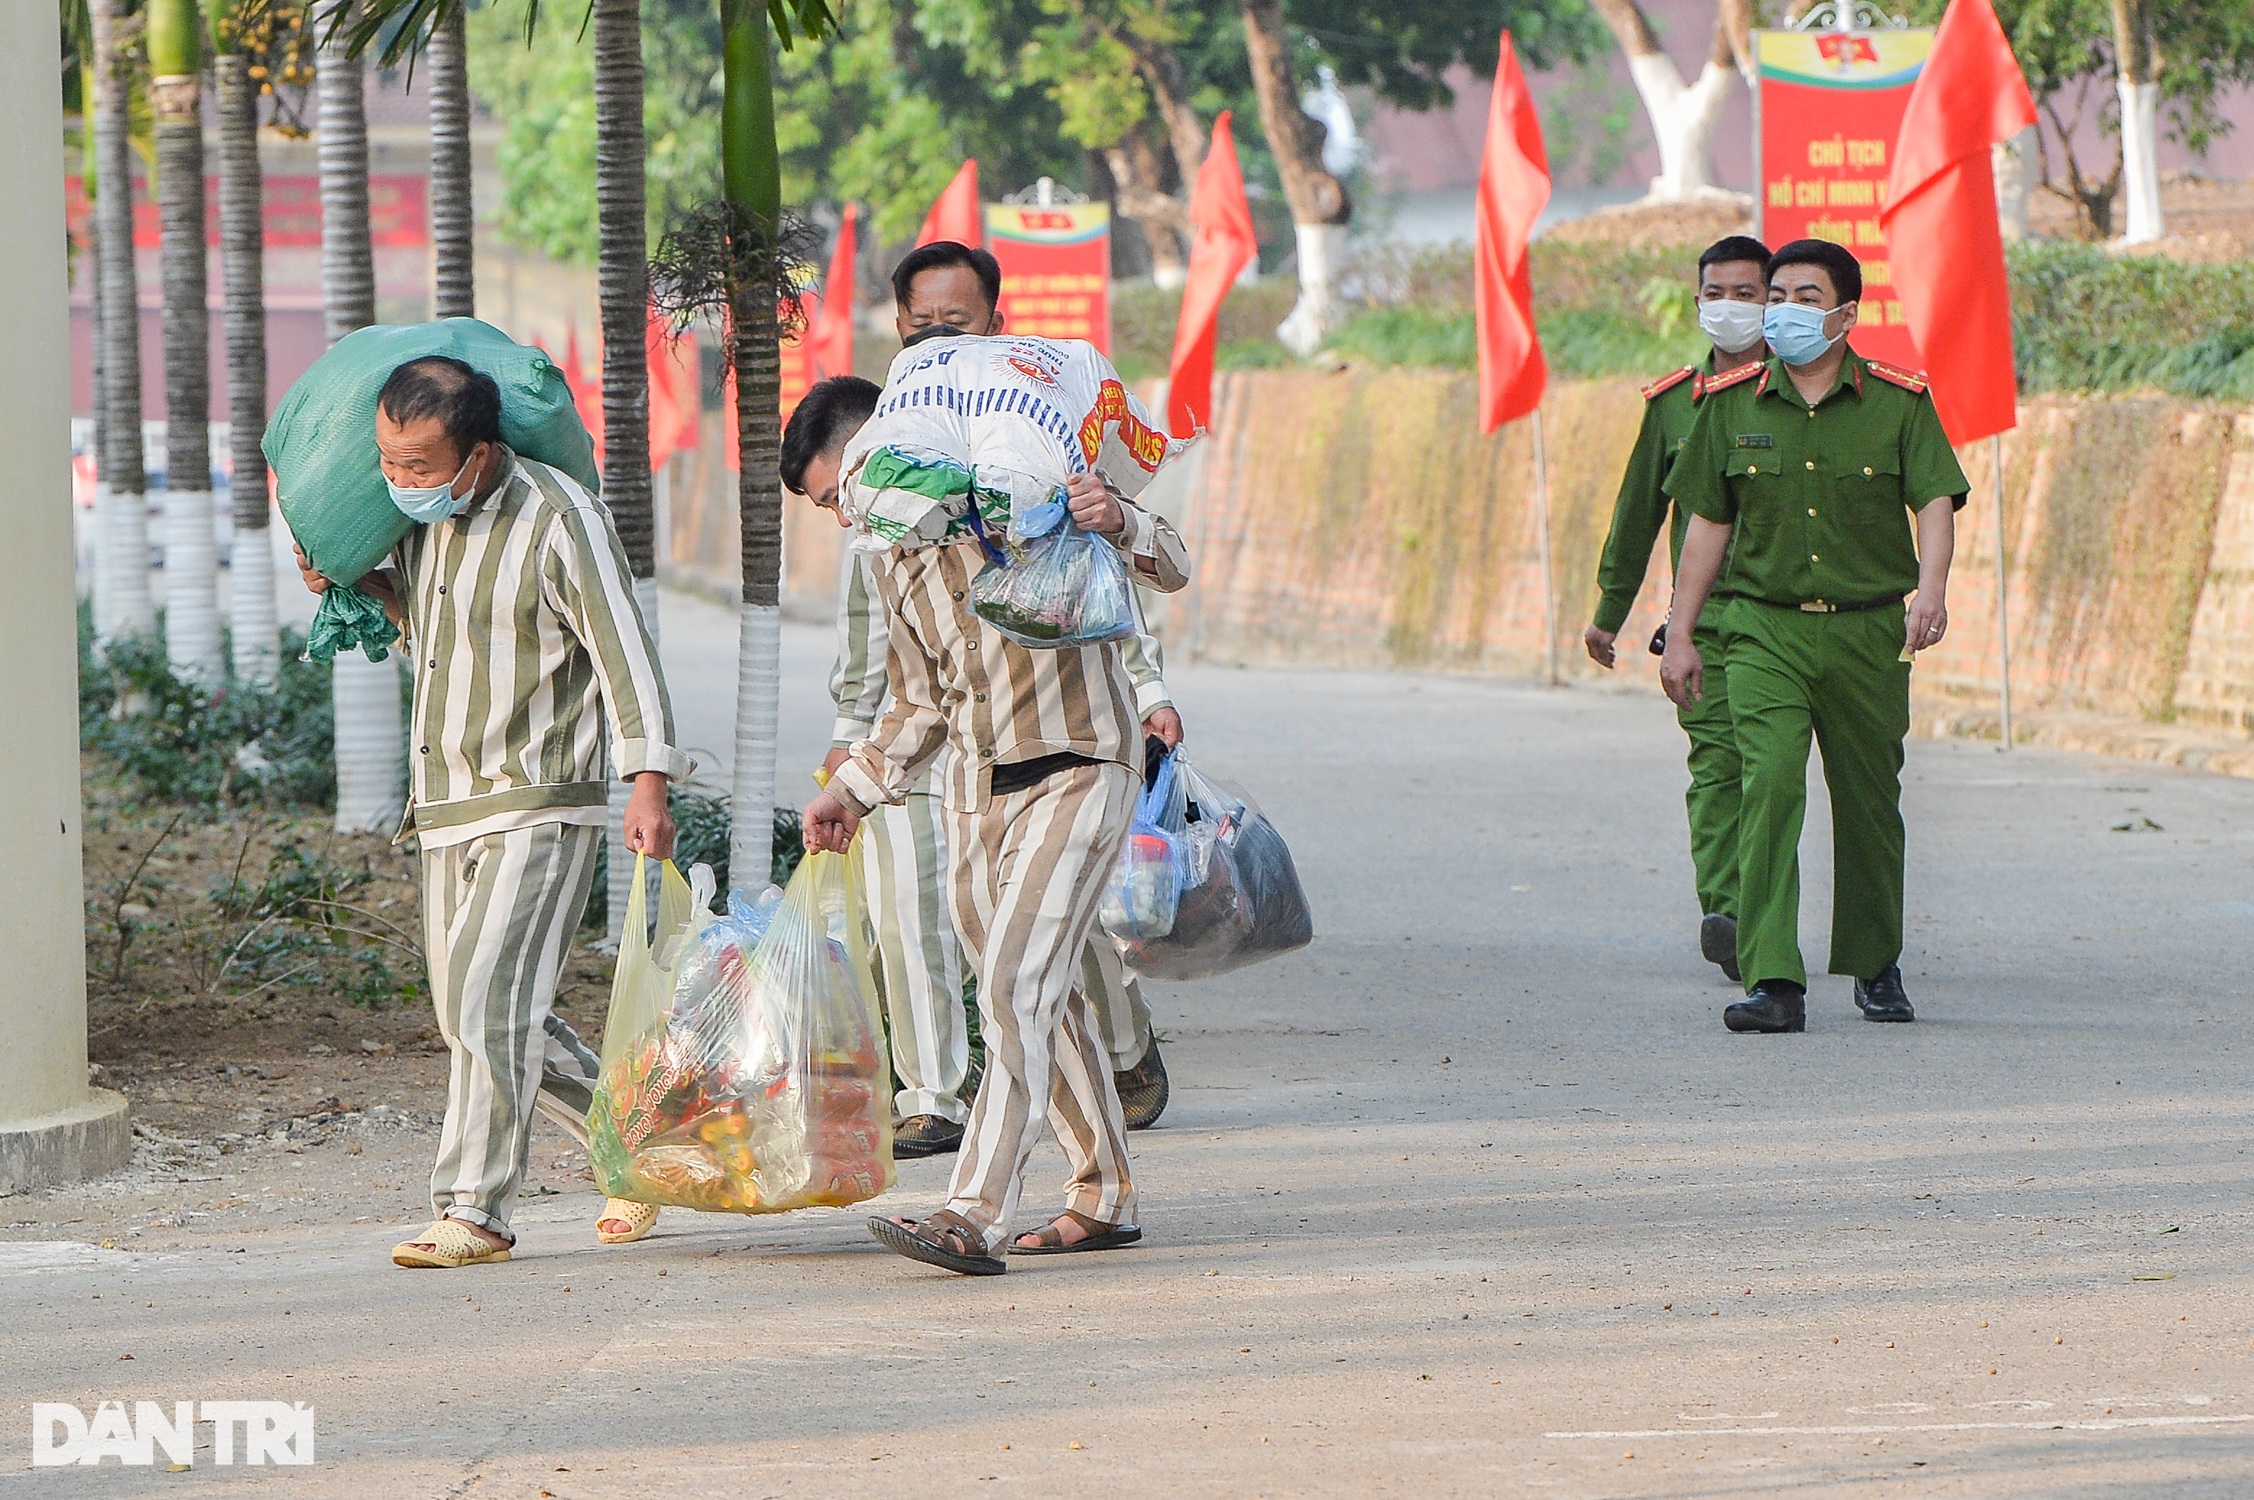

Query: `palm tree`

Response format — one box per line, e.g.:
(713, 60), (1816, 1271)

(425, 1), (473, 316)
(89, 0), (157, 645)
(210, 0), (278, 683)
(151, 0), (225, 683)
(593, 0), (658, 938)
(338, 0), (476, 313)
(316, 0), (408, 834)
(722, 0), (838, 890)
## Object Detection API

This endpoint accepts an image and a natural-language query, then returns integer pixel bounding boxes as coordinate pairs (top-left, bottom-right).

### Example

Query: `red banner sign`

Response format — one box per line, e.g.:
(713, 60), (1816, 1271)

(1754, 28), (1933, 369)
(986, 203), (1111, 354)
(63, 174), (429, 249)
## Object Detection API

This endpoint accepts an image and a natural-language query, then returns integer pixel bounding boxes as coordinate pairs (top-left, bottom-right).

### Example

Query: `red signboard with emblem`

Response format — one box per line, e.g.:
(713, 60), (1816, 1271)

(985, 203), (1111, 355)
(1753, 27), (1933, 369)
(64, 175), (428, 248)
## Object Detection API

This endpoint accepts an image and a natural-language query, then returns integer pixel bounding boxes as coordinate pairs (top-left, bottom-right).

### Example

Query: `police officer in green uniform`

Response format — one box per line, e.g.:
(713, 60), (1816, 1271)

(1584, 235), (1770, 983)
(1659, 239), (1968, 1034)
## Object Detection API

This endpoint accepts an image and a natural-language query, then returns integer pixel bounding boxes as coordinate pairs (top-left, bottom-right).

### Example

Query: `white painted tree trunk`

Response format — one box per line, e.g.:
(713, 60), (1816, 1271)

(163, 488), (223, 683)
(332, 651), (406, 833)
(2116, 77), (2164, 245)
(1625, 54), (1736, 201)
(729, 602), (781, 895)
(230, 525), (280, 685)
(606, 575), (661, 946)
(94, 484), (154, 640)
(1993, 126), (2034, 243)
(1276, 222), (1350, 357)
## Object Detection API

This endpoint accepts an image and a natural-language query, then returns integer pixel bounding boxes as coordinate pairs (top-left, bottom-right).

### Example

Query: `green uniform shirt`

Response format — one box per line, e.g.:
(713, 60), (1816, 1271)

(1665, 349), (1969, 608)
(1592, 352), (1742, 635)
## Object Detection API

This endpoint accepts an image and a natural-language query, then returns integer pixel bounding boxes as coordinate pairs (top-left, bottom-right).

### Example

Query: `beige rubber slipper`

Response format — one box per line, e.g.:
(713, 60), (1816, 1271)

(596, 1198), (659, 1245)
(392, 1218), (513, 1269)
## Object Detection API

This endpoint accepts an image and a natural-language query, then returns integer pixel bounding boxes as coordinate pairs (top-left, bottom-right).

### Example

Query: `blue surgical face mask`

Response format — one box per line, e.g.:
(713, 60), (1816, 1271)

(385, 449), (478, 523)
(1763, 302), (1844, 367)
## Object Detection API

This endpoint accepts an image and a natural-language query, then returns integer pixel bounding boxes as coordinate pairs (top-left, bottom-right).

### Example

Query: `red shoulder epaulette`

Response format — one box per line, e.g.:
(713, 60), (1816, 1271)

(1641, 366), (1696, 402)
(1694, 362), (1765, 400)
(1864, 359), (1930, 394)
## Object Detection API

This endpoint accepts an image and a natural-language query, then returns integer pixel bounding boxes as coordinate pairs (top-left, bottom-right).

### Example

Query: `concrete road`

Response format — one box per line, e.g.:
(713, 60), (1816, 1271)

(8, 608), (2254, 1496)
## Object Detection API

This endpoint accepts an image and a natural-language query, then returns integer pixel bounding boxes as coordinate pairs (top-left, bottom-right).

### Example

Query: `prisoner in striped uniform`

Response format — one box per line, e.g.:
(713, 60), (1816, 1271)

(300, 356), (690, 1270)
(792, 376), (1192, 1275)
(825, 525), (1179, 1159)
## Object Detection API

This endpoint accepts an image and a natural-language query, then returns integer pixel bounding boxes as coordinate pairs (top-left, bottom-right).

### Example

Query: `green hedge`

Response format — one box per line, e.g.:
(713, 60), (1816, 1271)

(1113, 240), (2254, 400)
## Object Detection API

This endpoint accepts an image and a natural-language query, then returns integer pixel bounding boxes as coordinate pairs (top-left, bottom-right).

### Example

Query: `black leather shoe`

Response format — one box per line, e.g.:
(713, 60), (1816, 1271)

(892, 1114), (966, 1158)
(1724, 980), (1806, 1033)
(1854, 965), (1915, 1022)
(1700, 913), (1741, 983)
(1114, 1039), (1170, 1130)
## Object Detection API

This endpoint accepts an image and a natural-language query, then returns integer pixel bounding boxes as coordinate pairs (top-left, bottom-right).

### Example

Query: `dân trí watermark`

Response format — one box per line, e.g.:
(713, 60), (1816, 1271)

(31, 1401), (315, 1467)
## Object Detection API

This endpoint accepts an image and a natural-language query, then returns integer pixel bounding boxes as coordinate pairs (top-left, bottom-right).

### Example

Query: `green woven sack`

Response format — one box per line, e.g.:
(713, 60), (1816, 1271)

(262, 317), (599, 589)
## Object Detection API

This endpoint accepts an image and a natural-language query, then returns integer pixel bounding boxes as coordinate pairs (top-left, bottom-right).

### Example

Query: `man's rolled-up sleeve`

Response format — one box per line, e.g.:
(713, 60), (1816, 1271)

(827, 556), (950, 817)
(1109, 500), (1190, 593)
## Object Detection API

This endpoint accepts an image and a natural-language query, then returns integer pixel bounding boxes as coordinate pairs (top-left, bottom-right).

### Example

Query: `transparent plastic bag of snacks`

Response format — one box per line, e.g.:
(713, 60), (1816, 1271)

(1099, 750), (1187, 942)
(967, 509), (1136, 649)
(1117, 756), (1313, 980)
(588, 849), (894, 1214)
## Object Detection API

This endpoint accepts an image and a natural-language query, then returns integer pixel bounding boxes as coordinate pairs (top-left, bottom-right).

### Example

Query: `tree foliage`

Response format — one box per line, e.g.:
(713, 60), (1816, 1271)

(1905, 0), (2254, 238)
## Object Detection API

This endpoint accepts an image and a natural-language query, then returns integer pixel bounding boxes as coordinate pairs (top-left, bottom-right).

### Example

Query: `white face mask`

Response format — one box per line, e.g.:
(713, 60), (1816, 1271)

(1697, 298), (1767, 355)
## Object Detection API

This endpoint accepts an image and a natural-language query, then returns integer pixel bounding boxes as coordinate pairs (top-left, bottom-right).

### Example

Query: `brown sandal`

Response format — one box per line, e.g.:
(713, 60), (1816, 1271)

(1009, 1209), (1142, 1256)
(868, 1209), (1007, 1276)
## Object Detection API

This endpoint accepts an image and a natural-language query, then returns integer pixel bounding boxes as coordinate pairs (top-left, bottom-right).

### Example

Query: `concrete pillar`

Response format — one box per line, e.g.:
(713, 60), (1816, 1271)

(0, 4), (131, 1192)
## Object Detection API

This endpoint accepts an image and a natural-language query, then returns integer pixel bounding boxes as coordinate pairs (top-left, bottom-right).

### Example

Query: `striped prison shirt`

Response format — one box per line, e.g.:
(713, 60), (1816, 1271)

(827, 501), (1190, 818)
(387, 448), (691, 849)
(828, 543), (1176, 750)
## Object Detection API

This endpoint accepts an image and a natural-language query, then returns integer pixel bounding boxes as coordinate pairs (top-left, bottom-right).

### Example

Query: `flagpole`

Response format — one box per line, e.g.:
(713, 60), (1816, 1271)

(1531, 405), (1558, 687)
(1991, 432), (2013, 751)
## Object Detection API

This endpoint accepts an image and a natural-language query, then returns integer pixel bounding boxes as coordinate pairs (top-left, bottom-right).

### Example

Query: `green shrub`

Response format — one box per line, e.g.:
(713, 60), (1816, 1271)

(2009, 243), (2254, 400)
(79, 604), (337, 811)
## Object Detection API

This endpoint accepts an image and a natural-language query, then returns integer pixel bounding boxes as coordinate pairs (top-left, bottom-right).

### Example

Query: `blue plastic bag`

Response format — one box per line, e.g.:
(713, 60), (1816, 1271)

(964, 498), (1136, 649)
(1098, 752), (1186, 942)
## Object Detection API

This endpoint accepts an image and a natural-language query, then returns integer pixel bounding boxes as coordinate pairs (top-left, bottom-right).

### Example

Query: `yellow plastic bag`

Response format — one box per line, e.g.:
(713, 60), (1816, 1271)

(592, 854), (707, 1087)
(587, 849), (895, 1215)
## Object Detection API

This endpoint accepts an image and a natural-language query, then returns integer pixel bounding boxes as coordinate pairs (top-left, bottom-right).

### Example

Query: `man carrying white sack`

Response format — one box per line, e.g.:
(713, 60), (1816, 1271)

(806, 244), (1179, 1164)
(794, 327), (1192, 1276)
(296, 355), (688, 1268)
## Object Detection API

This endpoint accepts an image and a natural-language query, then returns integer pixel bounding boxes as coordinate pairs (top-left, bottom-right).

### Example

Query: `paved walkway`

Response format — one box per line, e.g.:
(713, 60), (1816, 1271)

(12, 582), (2253, 1495)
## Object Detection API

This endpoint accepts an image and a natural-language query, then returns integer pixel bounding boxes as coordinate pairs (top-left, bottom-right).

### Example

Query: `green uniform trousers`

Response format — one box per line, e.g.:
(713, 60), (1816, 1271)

(1680, 620), (1741, 920)
(1722, 599), (1911, 991)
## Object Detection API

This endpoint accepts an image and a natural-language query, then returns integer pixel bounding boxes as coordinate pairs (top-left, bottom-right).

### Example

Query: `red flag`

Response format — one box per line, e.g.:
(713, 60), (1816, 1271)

(562, 324), (605, 463)
(1475, 33), (1550, 433)
(1165, 111), (1258, 438)
(1880, 0), (2036, 445)
(645, 312), (699, 472)
(814, 204), (857, 378)
(915, 161), (983, 248)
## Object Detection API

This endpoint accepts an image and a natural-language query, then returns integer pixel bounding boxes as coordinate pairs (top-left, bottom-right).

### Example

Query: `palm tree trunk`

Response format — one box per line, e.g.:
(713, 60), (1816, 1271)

(1240, 0), (1350, 356)
(594, 0), (657, 938)
(426, 1), (475, 318)
(152, 0), (223, 684)
(723, 5), (783, 892)
(213, 37), (277, 683)
(318, 0), (406, 834)
(90, 0), (155, 644)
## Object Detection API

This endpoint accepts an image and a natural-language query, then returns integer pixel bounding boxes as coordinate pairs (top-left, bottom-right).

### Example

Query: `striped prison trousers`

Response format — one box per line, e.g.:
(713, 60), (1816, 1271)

(864, 779), (1158, 1128)
(943, 761), (1140, 1252)
(419, 822), (605, 1240)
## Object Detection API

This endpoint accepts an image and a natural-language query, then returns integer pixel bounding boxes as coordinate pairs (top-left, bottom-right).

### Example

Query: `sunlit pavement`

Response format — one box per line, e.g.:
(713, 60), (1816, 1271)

(10, 574), (2252, 1496)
